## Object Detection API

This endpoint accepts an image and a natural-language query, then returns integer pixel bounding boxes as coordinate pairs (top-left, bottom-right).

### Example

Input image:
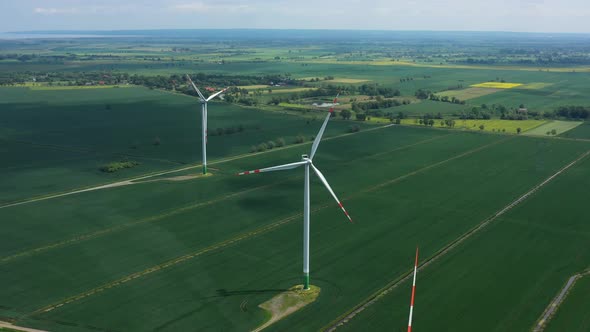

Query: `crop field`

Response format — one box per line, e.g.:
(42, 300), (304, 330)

(470, 82), (523, 89)
(0, 87), (368, 204)
(559, 121), (590, 139)
(437, 87), (500, 100)
(7, 83), (134, 90)
(329, 78), (370, 83)
(545, 275), (590, 332)
(2, 125), (590, 331)
(519, 82), (554, 90)
(523, 120), (583, 136)
(391, 100), (470, 116)
(400, 118), (546, 133)
(340, 149), (590, 332)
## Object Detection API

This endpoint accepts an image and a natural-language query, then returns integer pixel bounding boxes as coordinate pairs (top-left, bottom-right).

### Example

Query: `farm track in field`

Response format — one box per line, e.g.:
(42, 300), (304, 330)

(0, 124), (394, 210)
(324, 149), (590, 332)
(26, 134), (504, 317)
(0, 320), (48, 332)
(0, 132), (447, 264)
(532, 269), (590, 332)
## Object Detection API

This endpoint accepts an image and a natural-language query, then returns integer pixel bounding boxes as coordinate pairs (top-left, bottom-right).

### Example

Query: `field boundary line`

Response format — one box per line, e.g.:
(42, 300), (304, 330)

(531, 268), (590, 332)
(0, 124), (394, 210)
(1, 133), (448, 264)
(323, 149), (590, 331)
(26, 134), (500, 317)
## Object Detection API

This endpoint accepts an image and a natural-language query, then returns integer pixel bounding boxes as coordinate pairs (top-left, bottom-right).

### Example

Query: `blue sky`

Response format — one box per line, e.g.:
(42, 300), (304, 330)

(1, 0), (589, 33)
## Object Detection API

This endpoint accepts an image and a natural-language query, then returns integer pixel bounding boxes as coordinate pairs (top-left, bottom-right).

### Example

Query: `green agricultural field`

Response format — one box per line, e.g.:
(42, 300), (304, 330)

(559, 121), (590, 139)
(340, 150), (590, 332)
(390, 100), (469, 116)
(2, 127), (589, 331)
(437, 87), (501, 100)
(523, 120), (582, 136)
(0, 87), (368, 204)
(545, 275), (590, 332)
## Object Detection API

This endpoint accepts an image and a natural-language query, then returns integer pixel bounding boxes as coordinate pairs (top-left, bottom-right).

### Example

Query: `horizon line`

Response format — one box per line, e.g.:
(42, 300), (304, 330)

(4, 28), (590, 36)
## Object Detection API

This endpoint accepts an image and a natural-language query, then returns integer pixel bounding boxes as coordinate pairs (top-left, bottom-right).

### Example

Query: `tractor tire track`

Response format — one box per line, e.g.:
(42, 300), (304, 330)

(26, 134), (504, 317)
(324, 149), (590, 332)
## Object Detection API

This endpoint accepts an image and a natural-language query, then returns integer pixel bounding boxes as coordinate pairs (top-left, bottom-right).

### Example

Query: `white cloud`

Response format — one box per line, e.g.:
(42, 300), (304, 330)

(34, 7), (79, 15)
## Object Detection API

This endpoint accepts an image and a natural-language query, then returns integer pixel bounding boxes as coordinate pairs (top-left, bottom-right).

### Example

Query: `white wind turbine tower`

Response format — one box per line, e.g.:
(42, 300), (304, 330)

(236, 96), (352, 290)
(186, 74), (228, 174)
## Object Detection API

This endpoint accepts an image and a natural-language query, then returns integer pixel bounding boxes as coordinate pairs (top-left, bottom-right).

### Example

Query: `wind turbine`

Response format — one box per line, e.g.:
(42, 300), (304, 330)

(186, 74), (228, 174)
(236, 96), (352, 290)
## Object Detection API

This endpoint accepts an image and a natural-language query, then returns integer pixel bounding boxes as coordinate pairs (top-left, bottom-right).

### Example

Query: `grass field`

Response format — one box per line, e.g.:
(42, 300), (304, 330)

(340, 149), (590, 332)
(523, 120), (583, 136)
(400, 118), (546, 134)
(545, 275), (590, 332)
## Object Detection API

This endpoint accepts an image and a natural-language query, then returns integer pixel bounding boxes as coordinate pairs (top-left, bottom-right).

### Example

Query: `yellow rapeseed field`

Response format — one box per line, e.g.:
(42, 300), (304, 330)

(470, 82), (523, 89)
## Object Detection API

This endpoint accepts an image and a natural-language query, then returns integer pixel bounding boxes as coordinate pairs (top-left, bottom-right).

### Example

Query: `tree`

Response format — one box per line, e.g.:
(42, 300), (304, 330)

(257, 143), (268, 152)
(517, 127), (522, 134)
(479, 124), (485, 130)
(551, 129), (557, 135)
(340, 109), (352, 120)
(356, 113), (367, 121)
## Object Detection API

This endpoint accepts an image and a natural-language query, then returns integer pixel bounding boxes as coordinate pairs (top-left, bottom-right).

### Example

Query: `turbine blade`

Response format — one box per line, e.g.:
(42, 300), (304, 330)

(236, 160), (307, 176)
(310, 163), (352, 223)
(309, 94), (339, 160)
(407, 247), (419, 332)
(206, 87), (229, 101)
(186, 74), (206, 100)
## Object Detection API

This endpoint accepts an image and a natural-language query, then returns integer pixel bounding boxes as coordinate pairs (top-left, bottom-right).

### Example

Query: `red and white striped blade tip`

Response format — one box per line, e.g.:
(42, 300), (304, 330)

(329, 96), (339, 113)
(236, 169), (260, 176)
(338, 202), (353, 223)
